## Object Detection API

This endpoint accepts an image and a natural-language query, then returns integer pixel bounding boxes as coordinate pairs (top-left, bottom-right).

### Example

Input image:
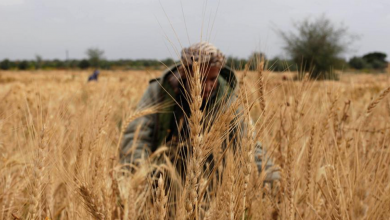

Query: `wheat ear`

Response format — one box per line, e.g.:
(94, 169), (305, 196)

(79, 185), (106, 220)
(366, 86), (390, 115)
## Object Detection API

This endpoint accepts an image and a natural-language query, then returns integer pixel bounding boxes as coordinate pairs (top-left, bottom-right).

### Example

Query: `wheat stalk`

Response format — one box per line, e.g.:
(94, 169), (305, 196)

(156, 174), (168, 220)
(184, 61), (205, 219)
(366, 86), (390, 115)
(79, 185), (106, 220)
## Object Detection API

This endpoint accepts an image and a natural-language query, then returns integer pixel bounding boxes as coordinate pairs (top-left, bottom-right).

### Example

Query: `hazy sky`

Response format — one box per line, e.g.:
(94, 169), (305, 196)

(1, 0), (389, 61)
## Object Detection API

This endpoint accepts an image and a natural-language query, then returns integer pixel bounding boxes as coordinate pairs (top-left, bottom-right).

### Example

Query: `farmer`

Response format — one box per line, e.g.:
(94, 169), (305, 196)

(88, 69), (100, 82)
(120, 42), (279, 183)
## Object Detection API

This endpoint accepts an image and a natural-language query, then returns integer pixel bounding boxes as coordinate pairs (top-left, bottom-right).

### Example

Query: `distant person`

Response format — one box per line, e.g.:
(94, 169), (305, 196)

(120, 42), (279, 183)
(88, 69), (100, 82)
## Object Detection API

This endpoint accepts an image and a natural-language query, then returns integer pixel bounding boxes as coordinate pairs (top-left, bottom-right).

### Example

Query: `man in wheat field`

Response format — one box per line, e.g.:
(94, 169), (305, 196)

(120, 42), (279, 184)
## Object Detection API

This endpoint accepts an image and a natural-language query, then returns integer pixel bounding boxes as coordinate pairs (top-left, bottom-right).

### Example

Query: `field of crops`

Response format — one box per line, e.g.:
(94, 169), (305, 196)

(1, 69), (390, 219)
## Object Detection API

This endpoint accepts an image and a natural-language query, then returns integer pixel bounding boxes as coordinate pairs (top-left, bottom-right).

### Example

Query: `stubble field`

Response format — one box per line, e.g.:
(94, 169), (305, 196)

(0, 69), (390, 219)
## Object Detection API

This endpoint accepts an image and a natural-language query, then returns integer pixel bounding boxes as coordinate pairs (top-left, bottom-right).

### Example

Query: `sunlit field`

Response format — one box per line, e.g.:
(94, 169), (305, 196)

(1, 69), (390, 219)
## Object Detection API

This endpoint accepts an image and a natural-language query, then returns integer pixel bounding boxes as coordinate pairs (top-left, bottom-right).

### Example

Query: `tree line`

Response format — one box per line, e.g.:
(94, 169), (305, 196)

(1, 52), (386, 74)
(0, 57), (177, 71)
(1, 16), (389, 80)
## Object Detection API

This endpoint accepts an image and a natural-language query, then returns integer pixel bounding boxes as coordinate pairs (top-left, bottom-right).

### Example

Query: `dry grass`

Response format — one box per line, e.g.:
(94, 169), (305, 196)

(0, 68), (390, 220)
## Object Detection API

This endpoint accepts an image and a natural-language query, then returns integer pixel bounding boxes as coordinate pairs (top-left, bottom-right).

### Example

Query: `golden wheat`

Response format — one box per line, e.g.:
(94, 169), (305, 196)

(0, 69), (389, 219)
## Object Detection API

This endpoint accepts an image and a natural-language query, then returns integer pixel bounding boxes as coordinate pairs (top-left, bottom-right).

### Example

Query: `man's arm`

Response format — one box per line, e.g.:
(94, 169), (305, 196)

(120, 81), (160, 165)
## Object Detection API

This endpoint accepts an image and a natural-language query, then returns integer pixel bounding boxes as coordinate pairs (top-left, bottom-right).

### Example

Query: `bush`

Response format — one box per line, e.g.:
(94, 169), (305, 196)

(78, 59), (90, 69)
(362, 52), (387, 70)
(248, 52), (266, 71)
(268, 57), (298, 72)
(349, 57), (370, 70)
(18, 60), (29, 70)
(86, 48), (105, 68)
(35, 55), (43, 70)
(0, 59), (10, 70)
(160, 58), (174, 67)
(226, 56), (247, 70)
(279, 16), (353, 80)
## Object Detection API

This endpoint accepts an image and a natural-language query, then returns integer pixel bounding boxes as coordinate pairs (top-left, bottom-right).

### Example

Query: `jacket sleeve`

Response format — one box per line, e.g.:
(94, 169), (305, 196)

(120, 81), (160, 165)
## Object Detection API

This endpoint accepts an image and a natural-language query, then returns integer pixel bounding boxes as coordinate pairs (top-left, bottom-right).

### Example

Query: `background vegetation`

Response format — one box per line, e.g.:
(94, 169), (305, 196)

(1, 52), (387, 73)
(1, 17), (388, 77)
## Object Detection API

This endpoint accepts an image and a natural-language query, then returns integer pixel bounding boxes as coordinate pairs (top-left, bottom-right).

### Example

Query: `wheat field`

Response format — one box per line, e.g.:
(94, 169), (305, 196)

(1, 68), (390, 220)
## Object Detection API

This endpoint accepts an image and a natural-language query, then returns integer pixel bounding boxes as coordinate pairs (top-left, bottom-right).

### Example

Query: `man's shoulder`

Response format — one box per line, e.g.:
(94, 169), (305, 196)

(148, 63), (181, 85)
(143, 65), (179, 102)
(149, 77), (161, 84)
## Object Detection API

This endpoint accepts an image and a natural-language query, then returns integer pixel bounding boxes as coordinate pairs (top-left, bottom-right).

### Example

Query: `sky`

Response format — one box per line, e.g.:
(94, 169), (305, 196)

(1, 0), (389, 61)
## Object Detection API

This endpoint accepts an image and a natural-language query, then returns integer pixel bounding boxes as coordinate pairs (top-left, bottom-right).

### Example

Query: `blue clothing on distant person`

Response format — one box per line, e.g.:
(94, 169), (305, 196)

(88, 70), (100, 81)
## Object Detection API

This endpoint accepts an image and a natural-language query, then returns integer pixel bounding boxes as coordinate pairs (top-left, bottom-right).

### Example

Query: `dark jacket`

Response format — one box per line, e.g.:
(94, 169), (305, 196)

(120, 64), (279, 182)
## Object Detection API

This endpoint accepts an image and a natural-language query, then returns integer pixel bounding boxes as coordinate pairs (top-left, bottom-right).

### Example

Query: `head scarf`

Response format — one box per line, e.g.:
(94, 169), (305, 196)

(181, 42), (225, 67)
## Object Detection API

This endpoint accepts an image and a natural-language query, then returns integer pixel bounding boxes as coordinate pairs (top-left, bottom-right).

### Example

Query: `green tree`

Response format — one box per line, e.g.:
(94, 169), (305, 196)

(79, 59), (90, 69)
(226, 56), (247, 70)
(161, 58), (175, 67)
(268, 57), (298, 72)
(349, 56), (370, 70)
(86, 48), (105, 68)
(248, 52), (266, 71)
(35, 55), (43, 69)
(52, 59), (66, 69)
(279, 16), (353, 80)
(362, 52), (387, 70)
(68, 59), (80, 69)
(18, 60), (29, 70)
(0, 59), (11, 70)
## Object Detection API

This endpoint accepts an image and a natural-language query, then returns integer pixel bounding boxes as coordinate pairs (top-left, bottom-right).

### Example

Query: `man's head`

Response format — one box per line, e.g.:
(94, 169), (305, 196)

(180, 42), (225, 100)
